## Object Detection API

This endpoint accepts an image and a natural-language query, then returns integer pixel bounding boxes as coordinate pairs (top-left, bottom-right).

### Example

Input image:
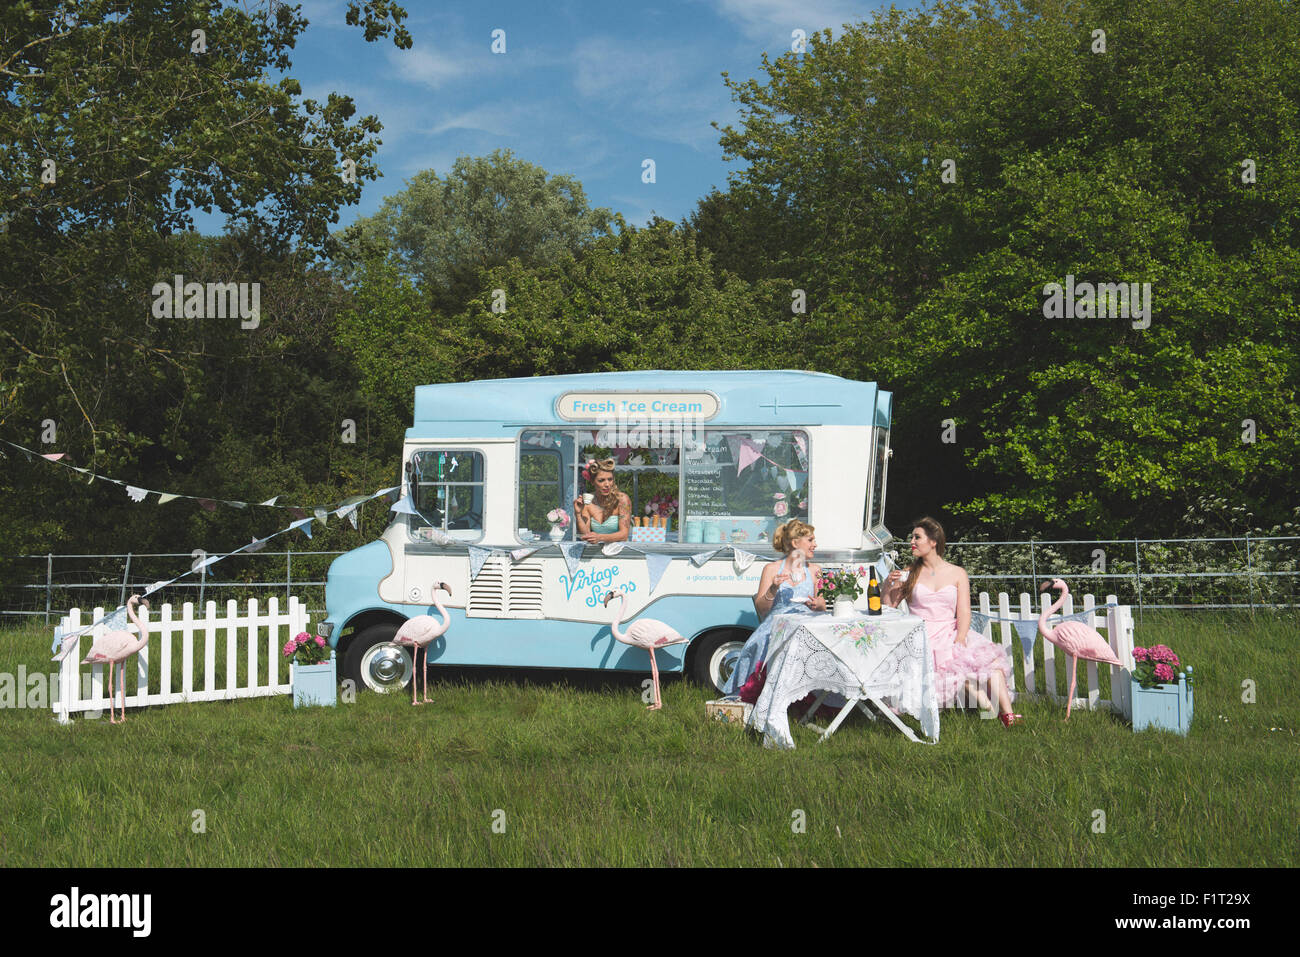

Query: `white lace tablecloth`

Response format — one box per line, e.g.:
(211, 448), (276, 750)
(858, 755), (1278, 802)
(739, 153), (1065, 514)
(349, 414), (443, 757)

(749, 610), (939, 749)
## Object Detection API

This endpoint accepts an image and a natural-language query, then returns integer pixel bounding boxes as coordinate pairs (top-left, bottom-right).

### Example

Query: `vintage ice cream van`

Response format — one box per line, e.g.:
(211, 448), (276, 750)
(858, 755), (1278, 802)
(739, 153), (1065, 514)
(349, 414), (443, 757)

(316, 369), (893, 694)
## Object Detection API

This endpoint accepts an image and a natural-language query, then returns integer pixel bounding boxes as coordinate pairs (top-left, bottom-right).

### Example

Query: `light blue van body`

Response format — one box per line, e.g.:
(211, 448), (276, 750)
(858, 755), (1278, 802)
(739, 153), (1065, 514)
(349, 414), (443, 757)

(318, 370), (892, 690)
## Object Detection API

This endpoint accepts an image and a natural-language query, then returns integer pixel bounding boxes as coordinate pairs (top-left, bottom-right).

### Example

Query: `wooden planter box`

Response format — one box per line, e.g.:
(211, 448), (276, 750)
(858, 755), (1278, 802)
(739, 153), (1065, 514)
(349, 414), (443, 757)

(1131, 668), (1193, 735)
(292, 653), (337, 708)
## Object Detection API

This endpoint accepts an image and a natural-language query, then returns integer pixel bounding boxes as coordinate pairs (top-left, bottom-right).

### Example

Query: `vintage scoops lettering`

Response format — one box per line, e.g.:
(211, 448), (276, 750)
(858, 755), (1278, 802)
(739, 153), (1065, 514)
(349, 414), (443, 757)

(49, 887), (151, 937)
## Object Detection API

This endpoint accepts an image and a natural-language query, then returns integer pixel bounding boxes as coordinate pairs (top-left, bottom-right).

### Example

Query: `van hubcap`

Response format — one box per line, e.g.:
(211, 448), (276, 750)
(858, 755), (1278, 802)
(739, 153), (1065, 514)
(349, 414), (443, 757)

(709, 641), (744, 691)
(360, 642), (412, 693)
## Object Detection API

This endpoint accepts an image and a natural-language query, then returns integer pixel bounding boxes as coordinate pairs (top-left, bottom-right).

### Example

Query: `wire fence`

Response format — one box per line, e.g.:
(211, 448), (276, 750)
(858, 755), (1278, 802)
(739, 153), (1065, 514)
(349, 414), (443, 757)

(0, 550), (342, 625)
(1, 536), (1297, 627)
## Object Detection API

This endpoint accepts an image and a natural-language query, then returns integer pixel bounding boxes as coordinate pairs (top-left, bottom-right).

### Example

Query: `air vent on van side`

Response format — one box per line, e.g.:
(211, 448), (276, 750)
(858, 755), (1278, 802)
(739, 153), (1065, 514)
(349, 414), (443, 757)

(467, 558), (545, 619)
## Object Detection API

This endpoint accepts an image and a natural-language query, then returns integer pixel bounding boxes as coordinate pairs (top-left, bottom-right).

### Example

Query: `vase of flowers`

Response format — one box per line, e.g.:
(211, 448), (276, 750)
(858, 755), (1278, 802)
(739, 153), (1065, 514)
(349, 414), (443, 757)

(817, 565), (866, 618)
(547, 508), (570, 541)
(645, 493), (677, 530)
(1130, 644), (1192, 735)
(285, 631), (336, 708)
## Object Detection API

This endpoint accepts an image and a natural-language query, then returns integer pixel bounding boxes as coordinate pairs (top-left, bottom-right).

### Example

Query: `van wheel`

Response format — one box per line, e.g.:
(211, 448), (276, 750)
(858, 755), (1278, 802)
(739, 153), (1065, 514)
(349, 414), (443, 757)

(343, 623), (411, 694)
(689, 630), (749, 695)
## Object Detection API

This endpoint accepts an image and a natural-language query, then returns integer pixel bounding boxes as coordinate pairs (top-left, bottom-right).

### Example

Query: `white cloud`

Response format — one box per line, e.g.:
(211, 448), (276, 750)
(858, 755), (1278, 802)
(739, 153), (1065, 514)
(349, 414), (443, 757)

(570, 36), (734, 151)
(387, 45), (470, 89)
(709, 0), (868, 41)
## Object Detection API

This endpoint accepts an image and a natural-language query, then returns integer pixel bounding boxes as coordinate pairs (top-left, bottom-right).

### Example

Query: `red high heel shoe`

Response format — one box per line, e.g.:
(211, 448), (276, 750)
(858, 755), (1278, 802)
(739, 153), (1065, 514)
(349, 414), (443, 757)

(998, 711), (1023, 727)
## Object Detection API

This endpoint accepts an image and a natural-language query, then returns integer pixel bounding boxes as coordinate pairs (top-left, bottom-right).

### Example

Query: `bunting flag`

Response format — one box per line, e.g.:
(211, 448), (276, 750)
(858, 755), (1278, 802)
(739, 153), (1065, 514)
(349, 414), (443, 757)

(877, 549), (897, 580)
(245, 537), (269, 553)
(970, 611), (990, 635)
(289, 517), (313, 539)
(645, 552), (673, 593)
(469, 545), (493, 580)
(732, 548), (757, 573)
(313, 508), (329, 525)
(389, 494), (418, 515)
(559, 540), (587, 578)
(126, 485), (147, 503)
(736, 440), (762, 475)
(691, 547), (723, 567)
(1013, 618), (1041, 656)
(510, 546), (541, 562)
(601, 541), (626, 556)
(724, 434), (744, 467)
(157, 493), (180, 504)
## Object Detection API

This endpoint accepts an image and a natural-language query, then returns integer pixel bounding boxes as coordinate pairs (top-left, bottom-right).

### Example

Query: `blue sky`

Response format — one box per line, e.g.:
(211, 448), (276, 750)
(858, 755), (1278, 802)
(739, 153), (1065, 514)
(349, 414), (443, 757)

(245, 0), (890, 232)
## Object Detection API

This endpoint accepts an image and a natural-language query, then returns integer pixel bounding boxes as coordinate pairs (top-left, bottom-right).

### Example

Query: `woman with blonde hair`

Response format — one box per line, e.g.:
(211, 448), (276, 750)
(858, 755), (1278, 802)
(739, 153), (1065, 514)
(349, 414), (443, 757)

(721, 519), (827, 695)
(883, 516), (1021, 726)
(573, 457), (631, 543)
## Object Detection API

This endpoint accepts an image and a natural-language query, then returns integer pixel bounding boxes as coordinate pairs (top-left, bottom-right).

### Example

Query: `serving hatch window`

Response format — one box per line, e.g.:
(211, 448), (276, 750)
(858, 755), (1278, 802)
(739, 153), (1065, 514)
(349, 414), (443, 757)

(406, 450), (484, 542)
(680, 430), (808, 545)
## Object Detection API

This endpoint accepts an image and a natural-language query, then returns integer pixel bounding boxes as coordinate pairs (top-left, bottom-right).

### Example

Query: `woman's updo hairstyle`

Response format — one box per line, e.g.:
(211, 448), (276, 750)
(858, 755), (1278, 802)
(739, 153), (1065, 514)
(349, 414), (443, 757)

(773, 519), (815, 554)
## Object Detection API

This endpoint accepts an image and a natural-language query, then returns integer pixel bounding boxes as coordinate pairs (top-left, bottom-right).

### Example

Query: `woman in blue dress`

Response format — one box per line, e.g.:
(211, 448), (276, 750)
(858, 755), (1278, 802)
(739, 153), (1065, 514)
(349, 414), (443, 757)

(574, 457), (631, 543)
(722, 520), (826, 695)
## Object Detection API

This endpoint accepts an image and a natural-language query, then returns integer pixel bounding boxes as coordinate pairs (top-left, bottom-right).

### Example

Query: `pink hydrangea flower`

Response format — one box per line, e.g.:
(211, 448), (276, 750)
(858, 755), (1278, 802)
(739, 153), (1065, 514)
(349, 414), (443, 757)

(314, 635), (326, 647)
(1154, 663), (1175, 682)
(282, 641), (296, 657)
(1133, 648), (1149, 661)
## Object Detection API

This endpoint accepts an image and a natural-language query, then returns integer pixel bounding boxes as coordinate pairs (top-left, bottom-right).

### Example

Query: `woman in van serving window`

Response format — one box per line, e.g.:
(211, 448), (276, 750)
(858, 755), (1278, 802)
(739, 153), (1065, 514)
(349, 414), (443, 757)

(574, 458), (631, 543)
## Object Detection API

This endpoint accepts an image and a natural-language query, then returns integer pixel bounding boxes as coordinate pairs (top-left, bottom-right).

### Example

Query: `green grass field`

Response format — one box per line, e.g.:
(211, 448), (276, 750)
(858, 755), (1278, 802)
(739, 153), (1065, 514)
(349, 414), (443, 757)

(2, 611), (1296, 866)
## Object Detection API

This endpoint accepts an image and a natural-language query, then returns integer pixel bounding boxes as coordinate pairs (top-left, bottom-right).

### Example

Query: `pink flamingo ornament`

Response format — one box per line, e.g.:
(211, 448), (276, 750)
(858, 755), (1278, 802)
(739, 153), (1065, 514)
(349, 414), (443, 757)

(1038, 578), (1122, 719)
(603, 590), (687, 711)
(393, 582), (452, 705)
(66, 594), (149, 724)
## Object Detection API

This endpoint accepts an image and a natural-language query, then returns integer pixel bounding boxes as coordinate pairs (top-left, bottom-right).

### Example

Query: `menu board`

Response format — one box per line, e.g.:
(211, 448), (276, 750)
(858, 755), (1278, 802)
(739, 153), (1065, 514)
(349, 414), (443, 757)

(684, 464), (728, 516)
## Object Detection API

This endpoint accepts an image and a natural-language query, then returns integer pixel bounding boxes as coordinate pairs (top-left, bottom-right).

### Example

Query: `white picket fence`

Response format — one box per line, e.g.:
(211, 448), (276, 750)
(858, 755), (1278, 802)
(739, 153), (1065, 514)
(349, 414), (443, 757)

(53, 597), (306, 723)
(972, 591), (1135, 718)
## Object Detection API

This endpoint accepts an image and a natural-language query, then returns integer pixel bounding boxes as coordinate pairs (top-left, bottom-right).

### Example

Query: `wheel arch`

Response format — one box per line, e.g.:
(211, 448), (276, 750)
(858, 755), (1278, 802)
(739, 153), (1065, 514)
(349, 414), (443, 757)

(685, 624), (752, 677)
(334, 608), (408, 657)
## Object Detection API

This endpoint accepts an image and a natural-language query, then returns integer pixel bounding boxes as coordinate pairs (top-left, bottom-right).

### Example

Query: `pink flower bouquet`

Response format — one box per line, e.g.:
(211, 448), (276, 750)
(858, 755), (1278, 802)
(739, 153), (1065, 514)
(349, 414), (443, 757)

(283, 630), (330, 666)
(1131, 644), (1184, 689)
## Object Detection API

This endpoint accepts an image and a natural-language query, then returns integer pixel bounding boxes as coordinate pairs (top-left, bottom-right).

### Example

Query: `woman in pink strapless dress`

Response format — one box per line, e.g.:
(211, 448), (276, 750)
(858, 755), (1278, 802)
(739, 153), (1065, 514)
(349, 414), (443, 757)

(883, 517), (1021, 726)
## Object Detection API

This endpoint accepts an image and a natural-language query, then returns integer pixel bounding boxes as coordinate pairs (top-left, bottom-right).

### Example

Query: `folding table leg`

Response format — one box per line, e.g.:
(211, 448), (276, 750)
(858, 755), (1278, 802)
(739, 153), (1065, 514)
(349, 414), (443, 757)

(817, 698), (862, 742)
(868, 697), (932, 744)
(799, 691), (829, 726)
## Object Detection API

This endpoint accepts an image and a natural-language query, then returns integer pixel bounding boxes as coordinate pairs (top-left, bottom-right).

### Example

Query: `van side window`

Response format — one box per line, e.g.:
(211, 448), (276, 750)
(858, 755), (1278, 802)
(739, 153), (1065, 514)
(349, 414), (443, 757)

(408, 450), (484, 542)
(867, 425), (890, 530)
